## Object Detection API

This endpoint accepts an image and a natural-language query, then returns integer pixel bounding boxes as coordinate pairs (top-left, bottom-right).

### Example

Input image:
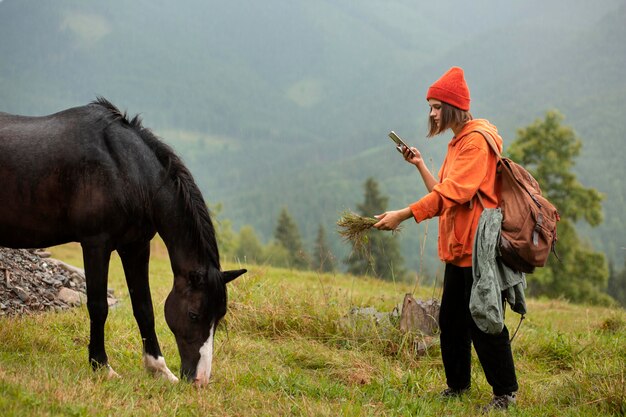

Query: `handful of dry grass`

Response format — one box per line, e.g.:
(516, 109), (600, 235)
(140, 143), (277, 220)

(337, 210), (403, 254)
(337, 211), (377, 248)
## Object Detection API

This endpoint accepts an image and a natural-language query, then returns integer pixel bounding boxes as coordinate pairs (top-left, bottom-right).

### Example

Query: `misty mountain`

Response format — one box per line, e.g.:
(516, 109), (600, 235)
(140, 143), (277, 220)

(1, 0), (624, 272)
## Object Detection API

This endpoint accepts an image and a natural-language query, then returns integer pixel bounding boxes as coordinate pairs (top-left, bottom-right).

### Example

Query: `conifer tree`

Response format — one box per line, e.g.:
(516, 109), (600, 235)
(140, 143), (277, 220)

(274, 207), (310, 270)
(508, 111), (610, 304)
(345, 177), (405, 280)
(312, 224), (336, 272)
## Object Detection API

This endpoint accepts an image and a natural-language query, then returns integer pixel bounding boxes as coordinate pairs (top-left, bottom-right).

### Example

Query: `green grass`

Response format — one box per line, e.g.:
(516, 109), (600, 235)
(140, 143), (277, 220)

(1, 243), (625, 416)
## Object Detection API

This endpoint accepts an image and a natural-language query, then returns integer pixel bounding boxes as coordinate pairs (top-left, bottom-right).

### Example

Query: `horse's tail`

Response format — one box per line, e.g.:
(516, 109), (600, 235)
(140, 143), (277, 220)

(91, 98), (221, 267)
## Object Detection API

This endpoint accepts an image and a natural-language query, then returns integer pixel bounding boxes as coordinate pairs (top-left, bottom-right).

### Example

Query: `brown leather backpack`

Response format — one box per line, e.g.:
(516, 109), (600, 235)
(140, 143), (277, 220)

(473, 130), (560, 273)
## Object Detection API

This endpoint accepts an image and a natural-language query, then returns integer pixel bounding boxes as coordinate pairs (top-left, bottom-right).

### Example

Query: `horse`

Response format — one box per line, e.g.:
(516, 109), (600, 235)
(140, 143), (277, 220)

(0, 98), (246, 386)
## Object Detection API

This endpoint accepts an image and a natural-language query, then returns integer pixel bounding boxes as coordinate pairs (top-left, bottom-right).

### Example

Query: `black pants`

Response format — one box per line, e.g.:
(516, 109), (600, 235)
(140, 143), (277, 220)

(439, 263), (519, 396)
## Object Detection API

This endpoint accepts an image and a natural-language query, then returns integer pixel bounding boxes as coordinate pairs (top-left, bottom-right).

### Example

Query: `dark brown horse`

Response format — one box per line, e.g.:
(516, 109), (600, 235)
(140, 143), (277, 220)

(0, 98), (245, 386)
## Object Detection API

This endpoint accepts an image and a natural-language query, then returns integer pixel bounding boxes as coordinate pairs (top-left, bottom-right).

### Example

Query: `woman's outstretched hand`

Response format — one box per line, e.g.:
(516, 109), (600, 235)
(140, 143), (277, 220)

(373, 208), (413, 231)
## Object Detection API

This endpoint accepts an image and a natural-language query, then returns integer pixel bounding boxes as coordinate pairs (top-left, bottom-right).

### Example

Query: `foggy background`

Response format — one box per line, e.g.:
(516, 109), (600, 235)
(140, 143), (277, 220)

(1, 0), (624, 275)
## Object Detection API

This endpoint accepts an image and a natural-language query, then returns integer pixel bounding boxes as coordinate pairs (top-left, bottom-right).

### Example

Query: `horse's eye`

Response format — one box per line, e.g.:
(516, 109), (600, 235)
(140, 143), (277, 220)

(188, 311), (199, 322)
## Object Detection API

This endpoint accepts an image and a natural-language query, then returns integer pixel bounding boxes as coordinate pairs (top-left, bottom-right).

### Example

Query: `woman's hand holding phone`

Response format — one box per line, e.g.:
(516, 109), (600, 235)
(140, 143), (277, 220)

(402, 145), (424, 167)
(388, 131), (424, 167)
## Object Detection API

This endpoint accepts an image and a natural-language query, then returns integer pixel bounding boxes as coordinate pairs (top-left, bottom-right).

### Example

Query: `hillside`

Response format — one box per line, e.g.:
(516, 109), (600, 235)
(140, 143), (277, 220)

(0, 0), (624, 273)
(0, 243), (625, 415)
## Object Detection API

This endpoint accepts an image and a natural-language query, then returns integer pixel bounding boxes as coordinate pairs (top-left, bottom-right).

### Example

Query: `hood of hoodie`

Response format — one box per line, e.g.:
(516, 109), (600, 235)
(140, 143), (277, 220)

(453, 119), (503, 154)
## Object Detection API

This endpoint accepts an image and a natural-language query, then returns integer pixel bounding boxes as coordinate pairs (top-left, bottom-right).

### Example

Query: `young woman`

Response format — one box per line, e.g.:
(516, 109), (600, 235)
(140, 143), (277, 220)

(373, 67), (518, 411)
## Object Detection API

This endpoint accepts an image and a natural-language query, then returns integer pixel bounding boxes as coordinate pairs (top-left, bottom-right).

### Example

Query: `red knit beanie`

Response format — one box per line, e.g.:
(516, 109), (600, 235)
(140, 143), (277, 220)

(426, 66), (471, 111)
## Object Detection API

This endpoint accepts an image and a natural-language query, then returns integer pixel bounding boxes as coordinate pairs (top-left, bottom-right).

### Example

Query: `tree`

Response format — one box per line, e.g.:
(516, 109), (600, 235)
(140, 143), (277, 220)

(508, 111), (611, 304)
(273, 207), (310, 270)
(235, 225), (264, 265)
(312, 224), (336, 272)
(607, 258), (626, 307)
(345, 177), (405, 280)
(263, 242), (291, 268)
(208, 203), (236, 262)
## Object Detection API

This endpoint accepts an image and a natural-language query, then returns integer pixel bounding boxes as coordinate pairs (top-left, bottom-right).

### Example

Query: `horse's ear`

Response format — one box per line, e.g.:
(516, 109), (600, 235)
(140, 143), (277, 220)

(223, 269), (246, 284)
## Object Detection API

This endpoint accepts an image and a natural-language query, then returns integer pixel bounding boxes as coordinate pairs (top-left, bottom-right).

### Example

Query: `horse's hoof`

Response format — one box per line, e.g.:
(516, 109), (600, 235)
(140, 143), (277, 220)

(106, 365), (121, 379)
(165, 373), (179, 383)
(193, 377), (210, 388)
(144, 354), (179, 383)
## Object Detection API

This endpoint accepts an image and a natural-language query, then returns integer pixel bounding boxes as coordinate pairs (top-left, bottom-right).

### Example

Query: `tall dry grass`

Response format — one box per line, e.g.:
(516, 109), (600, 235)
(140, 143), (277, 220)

(0, 243), (624, 416)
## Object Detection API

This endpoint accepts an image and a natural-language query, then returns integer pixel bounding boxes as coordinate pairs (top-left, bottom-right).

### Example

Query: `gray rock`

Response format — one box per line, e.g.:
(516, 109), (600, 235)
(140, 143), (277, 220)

(12, 286), (31, 303)
(57, 287), (85, 306)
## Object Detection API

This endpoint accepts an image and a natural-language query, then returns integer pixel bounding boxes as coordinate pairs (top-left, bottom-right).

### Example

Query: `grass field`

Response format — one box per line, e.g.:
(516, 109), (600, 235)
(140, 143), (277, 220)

(1, 242), (624, 416)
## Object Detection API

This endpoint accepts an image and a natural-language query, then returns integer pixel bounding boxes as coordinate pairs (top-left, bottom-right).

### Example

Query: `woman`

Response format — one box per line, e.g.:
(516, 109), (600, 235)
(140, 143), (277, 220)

(373, 67), (518, 411)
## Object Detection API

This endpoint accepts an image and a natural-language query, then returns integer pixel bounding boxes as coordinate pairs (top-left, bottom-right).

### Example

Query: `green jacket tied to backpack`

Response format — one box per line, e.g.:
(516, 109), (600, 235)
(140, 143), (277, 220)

(470, 208), (526, 334)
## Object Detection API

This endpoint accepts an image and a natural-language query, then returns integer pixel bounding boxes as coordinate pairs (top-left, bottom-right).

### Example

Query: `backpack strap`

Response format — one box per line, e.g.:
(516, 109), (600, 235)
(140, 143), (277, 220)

(468, 129), (501, 210)
(509, 314), (525, 343)
(472, 190), (485, 209)
(471, 129), (502, 159)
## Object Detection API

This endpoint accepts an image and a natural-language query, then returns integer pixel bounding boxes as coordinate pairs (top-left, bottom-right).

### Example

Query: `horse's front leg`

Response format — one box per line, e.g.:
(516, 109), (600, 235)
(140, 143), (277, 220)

(82, 242), (118, 378)
(118, 241), (178, 383)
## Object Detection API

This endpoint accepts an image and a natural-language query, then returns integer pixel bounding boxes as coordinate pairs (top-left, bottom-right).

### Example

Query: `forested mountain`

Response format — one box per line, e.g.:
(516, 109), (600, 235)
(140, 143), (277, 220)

(1, 0), (624, 274)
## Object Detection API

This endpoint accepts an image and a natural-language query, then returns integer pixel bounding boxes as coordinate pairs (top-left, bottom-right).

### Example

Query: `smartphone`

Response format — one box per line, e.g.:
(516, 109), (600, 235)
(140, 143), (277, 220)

(388, 131), (416, 156)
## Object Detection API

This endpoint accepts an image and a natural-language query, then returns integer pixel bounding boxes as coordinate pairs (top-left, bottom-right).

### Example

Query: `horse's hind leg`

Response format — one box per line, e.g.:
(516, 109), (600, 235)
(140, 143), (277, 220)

(81, 242), (118, 377)
(118, 240), (178, 383)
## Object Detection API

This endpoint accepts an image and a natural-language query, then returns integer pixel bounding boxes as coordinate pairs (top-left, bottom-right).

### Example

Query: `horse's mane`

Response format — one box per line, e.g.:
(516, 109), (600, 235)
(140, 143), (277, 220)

(91, 97), (221, 269)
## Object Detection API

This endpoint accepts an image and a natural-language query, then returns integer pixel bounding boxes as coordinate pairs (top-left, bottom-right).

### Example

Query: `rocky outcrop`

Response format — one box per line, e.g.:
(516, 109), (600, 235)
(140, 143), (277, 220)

(0, 247), (115, 316)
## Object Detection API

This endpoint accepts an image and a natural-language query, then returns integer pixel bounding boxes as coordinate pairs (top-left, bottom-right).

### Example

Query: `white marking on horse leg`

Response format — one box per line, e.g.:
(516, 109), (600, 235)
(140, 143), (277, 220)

(194, 323), (215, 387)
(144, 354), (179, 383)
(106, 365), (120, 379)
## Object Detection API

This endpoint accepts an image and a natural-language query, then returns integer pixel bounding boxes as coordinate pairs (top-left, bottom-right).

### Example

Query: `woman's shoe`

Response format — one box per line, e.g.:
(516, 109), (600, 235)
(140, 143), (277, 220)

(440, 387), (469, 398)
(481, 393), (516, 412)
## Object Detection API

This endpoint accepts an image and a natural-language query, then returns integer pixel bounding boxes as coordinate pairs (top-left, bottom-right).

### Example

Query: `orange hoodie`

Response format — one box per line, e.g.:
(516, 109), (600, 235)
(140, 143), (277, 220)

(409, 119), (503, 267)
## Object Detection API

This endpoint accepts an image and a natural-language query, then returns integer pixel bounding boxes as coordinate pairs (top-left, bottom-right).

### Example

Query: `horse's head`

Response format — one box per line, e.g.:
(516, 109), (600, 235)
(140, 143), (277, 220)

(164, 267), (246, 386)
